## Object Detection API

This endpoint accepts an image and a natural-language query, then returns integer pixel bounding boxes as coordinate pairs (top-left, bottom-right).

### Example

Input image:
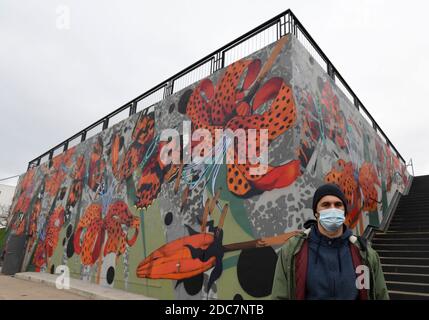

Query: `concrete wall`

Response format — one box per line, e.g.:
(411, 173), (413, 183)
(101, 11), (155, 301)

(5, 35), (409, 299)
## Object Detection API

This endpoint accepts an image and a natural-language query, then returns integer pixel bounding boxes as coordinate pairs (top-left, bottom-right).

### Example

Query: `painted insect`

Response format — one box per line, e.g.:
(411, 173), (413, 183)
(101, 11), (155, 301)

(110, 112), (179, 209)
(180, 35), (301, 197)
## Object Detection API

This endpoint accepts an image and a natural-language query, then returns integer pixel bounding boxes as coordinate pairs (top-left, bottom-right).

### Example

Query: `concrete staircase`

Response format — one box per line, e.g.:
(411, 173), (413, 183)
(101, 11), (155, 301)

(372, 175), (429, 299)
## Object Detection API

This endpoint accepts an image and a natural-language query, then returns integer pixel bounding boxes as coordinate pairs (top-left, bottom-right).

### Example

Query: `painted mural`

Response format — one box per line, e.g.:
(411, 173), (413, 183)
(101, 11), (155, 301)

(5, 35), (409, 299)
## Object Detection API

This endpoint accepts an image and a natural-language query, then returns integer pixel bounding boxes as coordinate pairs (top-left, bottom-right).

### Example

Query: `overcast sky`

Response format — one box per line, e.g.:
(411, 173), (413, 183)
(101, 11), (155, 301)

(1, 0), (428, 186)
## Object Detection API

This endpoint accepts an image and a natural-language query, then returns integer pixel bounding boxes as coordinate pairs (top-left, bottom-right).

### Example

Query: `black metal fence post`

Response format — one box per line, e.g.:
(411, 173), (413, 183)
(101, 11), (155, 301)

(163, 81), (174, 98)
(211, 52), (224, 73)
(102, 118), (109, 130)
(327, 63), (335, 81)
(354, 96), (360, 110)
(129, 101), (137, 116)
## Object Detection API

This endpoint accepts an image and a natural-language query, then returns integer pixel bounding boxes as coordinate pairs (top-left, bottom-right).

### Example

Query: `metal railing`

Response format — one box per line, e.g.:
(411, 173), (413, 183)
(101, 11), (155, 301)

(362, 173), (414, 241)
(362, 189), (401, 242)
(27, 9), (406, 170)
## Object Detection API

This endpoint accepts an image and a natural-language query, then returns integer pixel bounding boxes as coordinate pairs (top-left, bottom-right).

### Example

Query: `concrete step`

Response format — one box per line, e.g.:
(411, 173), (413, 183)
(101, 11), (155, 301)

(394, 199), (428, 204)
(394, 210), (429, 215)
(377, 250), (429, 258)
(396, 203), (429, 209)
(390, 216), (429, 222)
(409, 186), (429, 192)
(374, 231), (429, 239)
(399, 192), (429, 196)
(399, 190), (428, 194)
(397, 202), (429, 210)
(386, 281), (429, 294)
(381, 257), (429, 266)
(390, 217), (429, 222)
(373, 244), (429, 251)
(389, 290), (429, 300)
(394, 208), (429, 214)
(397, 200), (429, 205)
(373, 238), (429, 245)
(382, 264), (429, 274)
(390, 217), (429, 223)
(396, 207), (429, 211)
(398, 195), (429, 200)
(384, 272), (429, 284)
(388, 221), (429, 228)
(387, 225), (429, 232)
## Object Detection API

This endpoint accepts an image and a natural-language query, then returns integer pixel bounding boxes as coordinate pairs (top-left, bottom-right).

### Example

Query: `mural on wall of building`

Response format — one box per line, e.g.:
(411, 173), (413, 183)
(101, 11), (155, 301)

(5, 35), (409, 299)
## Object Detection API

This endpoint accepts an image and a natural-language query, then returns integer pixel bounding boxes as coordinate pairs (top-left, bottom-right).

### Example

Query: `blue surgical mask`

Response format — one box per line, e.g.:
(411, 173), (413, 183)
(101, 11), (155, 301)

(318, 208), (345, 232)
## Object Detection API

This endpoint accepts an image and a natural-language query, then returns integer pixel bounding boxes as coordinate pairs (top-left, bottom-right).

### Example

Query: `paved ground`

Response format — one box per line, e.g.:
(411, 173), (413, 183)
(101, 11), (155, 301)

(0, 274), (88, 300)
(14, 272), (154, 300)
(0, 270), (153, 300)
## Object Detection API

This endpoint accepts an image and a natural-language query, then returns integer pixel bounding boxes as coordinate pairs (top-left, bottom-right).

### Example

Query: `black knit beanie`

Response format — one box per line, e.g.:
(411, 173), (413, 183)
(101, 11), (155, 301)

(312, 183), (348, 216)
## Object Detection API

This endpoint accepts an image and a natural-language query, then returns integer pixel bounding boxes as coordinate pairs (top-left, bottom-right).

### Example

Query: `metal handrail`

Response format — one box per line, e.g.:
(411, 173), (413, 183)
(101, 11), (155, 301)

(362, 189), (401, 242)
(362, 173), (414, 241)
(27, 9), (406, 170)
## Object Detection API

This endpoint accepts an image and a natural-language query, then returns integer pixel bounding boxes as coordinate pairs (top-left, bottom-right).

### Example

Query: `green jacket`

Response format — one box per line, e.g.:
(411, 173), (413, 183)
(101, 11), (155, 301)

(271, 228), (389, 300)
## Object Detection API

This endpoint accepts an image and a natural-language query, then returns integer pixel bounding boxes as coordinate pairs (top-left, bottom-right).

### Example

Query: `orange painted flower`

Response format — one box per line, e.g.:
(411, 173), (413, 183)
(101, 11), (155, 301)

(184, 38), (300, 197)
(32, 206), (65, 270)
(359, 162), (381, 212)
(325, 160), (358, 206)
(45, 206), (65, 257)
(325, 159), (361, 228)
(74, 201), (140, 266)
(44, 148), (76, 197)
(320, 80), (347, 149)
(66, 155), (86, 216)
(27, 198), (42, 251)
(111, 113), (155, 181)
(9, 169), (36, 234)
(325, 160), (381, 227)
(88, 137), (105, 192)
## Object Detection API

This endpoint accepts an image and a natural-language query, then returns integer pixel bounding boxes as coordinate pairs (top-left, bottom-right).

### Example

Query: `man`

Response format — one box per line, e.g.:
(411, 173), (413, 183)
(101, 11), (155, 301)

(271, 183), (389, 300)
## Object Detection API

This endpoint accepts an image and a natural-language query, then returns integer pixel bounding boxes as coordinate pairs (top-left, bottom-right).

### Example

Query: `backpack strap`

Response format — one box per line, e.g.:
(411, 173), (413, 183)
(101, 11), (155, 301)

(349, 235), (368, 251)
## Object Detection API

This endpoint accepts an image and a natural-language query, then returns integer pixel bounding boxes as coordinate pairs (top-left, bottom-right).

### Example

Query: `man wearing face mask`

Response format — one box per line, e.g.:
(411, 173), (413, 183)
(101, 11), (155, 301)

(271, 183), (389, 300)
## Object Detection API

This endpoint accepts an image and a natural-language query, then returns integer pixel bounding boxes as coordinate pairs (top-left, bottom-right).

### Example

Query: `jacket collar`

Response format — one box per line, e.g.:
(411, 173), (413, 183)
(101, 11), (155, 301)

(302, 227), (358, 244)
